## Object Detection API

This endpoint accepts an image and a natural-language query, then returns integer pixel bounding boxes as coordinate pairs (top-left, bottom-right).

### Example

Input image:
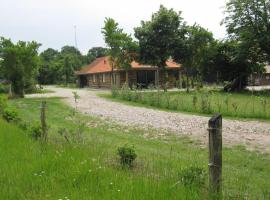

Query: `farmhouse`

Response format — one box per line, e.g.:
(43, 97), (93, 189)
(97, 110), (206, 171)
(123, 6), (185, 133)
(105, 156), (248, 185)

(249, 65), (270, 86)
(76, 56), (183, 88)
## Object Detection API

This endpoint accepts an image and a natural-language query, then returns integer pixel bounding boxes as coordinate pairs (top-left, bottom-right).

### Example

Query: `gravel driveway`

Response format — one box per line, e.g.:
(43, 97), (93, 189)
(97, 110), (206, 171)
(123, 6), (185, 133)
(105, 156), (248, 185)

(27, 86), (270, 153)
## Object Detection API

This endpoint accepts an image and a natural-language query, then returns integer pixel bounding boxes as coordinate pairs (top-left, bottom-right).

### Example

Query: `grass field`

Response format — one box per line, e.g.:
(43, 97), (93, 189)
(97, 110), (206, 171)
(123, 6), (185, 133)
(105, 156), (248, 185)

(1, 97), (270, 199)
(109, 87), (270, 120)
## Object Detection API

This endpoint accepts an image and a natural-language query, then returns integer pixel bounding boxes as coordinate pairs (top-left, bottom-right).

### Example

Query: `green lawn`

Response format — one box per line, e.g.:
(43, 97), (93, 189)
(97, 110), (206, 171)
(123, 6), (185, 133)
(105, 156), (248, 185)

(107, 88), (270, 121)
(0, 97), (270, 199)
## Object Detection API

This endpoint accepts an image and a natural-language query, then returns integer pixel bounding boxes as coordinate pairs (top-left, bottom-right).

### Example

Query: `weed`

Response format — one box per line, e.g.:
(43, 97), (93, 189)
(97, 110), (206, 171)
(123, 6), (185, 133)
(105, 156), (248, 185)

(2, 107), (19, 122)
(179, 166), (206, 187)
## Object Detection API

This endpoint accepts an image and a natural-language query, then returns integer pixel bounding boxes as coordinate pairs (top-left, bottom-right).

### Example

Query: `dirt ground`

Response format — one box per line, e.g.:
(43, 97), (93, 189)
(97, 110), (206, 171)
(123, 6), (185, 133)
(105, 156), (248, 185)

(26, 86), (270, 153)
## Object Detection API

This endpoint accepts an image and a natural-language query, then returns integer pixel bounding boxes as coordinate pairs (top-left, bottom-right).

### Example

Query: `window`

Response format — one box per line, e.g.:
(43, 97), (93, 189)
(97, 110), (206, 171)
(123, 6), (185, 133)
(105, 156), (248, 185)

(93, 75), (96, 82)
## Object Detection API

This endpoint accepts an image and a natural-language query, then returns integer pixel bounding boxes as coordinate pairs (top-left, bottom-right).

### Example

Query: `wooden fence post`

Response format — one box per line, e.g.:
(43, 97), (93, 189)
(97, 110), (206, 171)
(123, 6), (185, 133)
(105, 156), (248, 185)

(208, 113), (222, 197)
(40, 101), (47, 141)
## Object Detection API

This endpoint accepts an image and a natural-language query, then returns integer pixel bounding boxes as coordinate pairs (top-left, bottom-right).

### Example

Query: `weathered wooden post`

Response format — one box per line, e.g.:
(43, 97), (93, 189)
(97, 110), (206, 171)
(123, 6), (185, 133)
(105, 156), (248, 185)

(40, 101), (47, 141)
(208, 113), (222, 197)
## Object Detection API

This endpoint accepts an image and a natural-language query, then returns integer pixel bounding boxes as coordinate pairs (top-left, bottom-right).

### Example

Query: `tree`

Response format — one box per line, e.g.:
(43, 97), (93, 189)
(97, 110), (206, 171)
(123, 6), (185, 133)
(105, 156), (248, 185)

(62, 55), (74, 85)
(102, 18), (137, 87)
(38, 48), (60, 84)
(214, 40), (262, 91)
(173, 24), (215, 91)
(134, 5), (184, 91)
(86, 47), (108, 63)
(0, 37), (40, 97)
(223, 0), (270, 63)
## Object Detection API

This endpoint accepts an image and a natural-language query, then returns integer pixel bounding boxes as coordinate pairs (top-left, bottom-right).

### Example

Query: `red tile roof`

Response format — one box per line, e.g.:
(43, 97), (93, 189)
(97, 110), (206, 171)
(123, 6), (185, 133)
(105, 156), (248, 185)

(76, 56), (181, 75)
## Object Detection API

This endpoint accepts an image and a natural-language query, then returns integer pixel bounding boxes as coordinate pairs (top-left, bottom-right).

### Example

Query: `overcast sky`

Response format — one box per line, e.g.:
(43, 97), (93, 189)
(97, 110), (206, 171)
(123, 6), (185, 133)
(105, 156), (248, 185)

(0, 0), (227, 54)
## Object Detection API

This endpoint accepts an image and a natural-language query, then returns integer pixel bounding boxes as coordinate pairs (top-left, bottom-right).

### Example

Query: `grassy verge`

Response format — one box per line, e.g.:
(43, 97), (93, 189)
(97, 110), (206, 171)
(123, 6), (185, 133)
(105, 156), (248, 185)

(105, 87), (270, 121)
(1, 97), (270, 199)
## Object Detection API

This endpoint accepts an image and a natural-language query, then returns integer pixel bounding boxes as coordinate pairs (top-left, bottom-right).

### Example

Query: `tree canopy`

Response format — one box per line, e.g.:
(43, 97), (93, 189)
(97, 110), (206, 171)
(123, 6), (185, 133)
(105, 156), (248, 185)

(134, 5), (184, 90)
(102, 18), (137, 85)
(223, 0), (270, 64)
(0, 37), (40, 97)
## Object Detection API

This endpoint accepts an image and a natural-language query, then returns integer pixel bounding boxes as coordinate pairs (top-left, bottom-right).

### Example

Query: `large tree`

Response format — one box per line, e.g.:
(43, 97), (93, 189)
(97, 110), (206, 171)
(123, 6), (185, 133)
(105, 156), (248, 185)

(173, 24), (215, 91)
(0, 37), (40, 97)
(38, 48), (60, 84)
(223, 0), (270, 63)
(134, 5), (184, 91)
(102, 18), (137, 87)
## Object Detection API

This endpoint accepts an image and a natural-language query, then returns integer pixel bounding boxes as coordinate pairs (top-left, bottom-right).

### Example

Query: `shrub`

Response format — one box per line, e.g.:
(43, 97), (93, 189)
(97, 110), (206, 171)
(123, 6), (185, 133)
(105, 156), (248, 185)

(29, 123), (42, 140)
(117, 144), (137, 168)
(2, 107), (19, 122)
(17, 120), (30, 131)
(0, 94), (8, 113)
(179, 166), (206, 187)
(0, 83), (9, 94)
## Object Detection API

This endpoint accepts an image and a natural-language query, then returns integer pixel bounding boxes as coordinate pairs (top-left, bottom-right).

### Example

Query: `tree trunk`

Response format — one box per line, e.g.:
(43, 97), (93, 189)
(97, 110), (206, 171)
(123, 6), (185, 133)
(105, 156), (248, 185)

(111, 64), (115, 88)
(186, 74), (190, 93)
(191, 76), (194, 88)
(156, 68), (160, 90)
(161, 67), (168, 92)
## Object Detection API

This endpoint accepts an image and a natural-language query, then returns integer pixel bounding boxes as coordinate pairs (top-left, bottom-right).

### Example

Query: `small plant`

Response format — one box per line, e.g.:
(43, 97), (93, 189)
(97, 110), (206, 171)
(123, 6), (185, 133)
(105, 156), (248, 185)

(200, 93), (211, 114)
(232, 102), (238, 115)
(224, 94), (230, 112)
(117, 144), (137, 168)
(192, 95), (198, 110)
(2, 107), (19, 122)
(29, 123), (42, 140)
(120, 83), (132, 101)
(58, 127), (71, 143)
(261, 98), (268, 117)
(179, 166), (206, 187)
(111, 84), (119, 98)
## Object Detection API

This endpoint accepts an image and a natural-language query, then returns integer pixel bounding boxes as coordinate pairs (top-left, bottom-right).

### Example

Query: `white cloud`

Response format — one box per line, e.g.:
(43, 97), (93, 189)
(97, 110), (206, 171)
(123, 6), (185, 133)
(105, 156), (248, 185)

(0, 0), (227, 54)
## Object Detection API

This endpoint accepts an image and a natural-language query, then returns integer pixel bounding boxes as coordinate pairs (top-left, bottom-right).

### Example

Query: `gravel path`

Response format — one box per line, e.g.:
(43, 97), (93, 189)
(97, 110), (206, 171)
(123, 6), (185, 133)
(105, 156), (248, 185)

(27, 86), (270, 153)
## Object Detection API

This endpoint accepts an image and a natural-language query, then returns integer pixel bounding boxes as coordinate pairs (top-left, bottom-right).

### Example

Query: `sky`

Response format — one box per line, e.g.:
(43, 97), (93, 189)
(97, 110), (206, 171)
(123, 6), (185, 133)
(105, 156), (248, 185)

(0, 0), (227, 54)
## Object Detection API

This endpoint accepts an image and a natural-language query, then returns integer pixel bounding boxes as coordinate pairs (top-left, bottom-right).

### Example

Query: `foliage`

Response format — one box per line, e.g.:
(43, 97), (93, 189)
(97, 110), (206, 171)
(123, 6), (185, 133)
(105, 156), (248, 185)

(2, 107), (19, 122)
(38, 48), (60, 84)
(86, 47), (108, 63)
(102, 18), (137, 86)
(0, 83), (9, 94)
(223, 0), (270, 64)
(179, 166), (206, 187)
(0, 94), (7, 113)
(117, 144), (137, 168)
(110, 88), (270, 120)
(38, 46), (87, 85)
(134, 5), (185, 91)
(0, 37), (40, 97)
(29, 122), (42, 140)
(3, 97), (270, 199)
(173, 24), (215, 91)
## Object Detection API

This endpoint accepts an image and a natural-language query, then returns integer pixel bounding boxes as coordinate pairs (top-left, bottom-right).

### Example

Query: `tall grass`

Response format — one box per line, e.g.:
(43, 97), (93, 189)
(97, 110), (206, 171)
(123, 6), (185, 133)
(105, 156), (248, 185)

(113, 86), (270, 120)
(1, 97), (270, 199)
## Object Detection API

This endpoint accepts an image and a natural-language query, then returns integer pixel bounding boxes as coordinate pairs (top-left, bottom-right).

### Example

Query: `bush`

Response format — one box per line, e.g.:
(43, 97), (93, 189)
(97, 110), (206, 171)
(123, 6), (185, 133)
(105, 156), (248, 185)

(117, 144), (137, 168)
(2, 107), (19, 122)
(0, 94), (8, 113)
(179, 166), (206, 187)
(29, 123), (42, 140)
(0, 83), (9, 94)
